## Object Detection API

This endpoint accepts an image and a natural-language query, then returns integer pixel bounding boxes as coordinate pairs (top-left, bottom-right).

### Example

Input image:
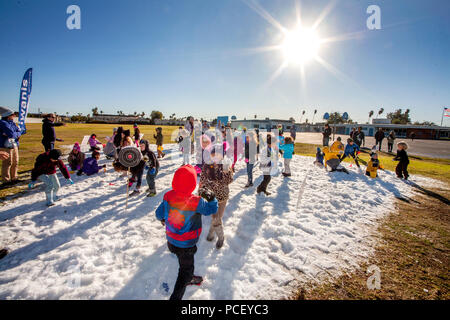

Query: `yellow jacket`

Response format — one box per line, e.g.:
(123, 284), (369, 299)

(366, 159), (384, 178)
(322, 147), (340, 169)
(330, 141), (344, 155)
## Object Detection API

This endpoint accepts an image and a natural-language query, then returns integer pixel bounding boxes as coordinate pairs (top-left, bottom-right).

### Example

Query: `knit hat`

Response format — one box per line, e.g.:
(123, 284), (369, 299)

(49, 149), (62, 160)
(73, 142), (81, 151)
(0, 106), (14, 118)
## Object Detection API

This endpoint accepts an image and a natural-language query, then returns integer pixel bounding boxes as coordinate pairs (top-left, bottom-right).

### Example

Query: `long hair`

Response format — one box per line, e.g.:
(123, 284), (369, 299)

(134, 127), (140, 141)
(114, 127), (124, 147)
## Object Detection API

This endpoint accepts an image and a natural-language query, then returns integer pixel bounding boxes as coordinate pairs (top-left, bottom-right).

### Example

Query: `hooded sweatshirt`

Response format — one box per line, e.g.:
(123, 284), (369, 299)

(156, 165), (218, 248)
(31, 152), (70, 181)
(42, 118), (63, 143)
(82, 157), (102, 176)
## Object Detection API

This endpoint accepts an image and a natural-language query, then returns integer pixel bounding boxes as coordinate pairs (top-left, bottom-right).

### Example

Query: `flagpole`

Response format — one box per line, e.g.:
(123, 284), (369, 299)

(441, 107), (445, 127)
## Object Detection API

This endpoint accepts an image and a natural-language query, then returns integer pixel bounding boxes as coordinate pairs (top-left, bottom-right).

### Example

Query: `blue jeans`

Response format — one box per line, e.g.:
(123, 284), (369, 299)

(246, 163), (254, 184)
(39, 174), (60, 204)
(146, 167), (158, 192)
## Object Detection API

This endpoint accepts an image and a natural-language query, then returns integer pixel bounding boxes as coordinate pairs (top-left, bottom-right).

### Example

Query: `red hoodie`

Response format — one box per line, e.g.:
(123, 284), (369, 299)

(155, 165), (218, 248)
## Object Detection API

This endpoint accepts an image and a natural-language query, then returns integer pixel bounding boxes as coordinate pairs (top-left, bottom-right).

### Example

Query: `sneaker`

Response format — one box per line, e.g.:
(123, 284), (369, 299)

(46, 202), (55, 207)
(130, 190), (140, 196)
(147, 192), (156, 197)
(187, 275), (203, 286)
(264, 191), (271, 196)
(0, 248), (8, 260)
(244, 182), (253, 188)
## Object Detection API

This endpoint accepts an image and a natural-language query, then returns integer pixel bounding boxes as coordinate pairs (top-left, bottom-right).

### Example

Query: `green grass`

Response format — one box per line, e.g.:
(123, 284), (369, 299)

(294, 142), (450, 184)
(16, 123), (180, 173)
(1, 127), (449, 199)
(1, 123), (180, 200)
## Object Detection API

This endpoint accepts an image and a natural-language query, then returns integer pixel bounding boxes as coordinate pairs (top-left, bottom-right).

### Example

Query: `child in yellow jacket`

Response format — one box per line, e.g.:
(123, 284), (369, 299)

(322, 147), (349, 174)
(330, 137), (344, 159)
(365, 152), (384, 178)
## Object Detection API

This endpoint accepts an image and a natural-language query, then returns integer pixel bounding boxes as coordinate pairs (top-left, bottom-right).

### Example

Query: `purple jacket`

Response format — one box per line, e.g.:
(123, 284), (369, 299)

(82, 157), (101, 176)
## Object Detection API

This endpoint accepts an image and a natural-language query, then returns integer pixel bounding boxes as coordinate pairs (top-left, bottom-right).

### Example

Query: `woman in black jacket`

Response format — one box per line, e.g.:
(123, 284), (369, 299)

(41, 114), (65, 151)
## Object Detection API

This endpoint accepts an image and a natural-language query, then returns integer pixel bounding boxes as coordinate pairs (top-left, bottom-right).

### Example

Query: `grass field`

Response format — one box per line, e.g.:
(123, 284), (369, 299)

(1, 123), (449, 198)
(295, 184), (450, 300)
(294, 142), (450, 185)
(1, 123), (449, 299)
(15, 123), (181, 173)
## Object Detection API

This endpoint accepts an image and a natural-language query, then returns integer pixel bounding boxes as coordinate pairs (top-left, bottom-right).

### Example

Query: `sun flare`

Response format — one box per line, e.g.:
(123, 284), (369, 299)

(281, 26), (321, 65)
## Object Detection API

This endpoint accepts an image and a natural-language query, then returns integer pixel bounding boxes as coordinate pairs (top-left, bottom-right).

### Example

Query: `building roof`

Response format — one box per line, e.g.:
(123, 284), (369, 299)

(231, 119), (450, 130)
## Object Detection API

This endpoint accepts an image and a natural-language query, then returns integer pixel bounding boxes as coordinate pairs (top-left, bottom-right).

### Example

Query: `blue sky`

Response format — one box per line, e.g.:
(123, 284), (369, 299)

(1, 0), (449, 124)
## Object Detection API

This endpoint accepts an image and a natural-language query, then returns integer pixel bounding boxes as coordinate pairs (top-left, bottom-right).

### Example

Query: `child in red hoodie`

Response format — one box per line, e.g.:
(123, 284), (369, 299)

(156, 165), (218, 300)
(29, 149), (73, 206)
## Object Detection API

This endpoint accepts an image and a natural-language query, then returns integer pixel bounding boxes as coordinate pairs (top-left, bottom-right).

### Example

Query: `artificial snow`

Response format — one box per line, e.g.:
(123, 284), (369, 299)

(0, 144), (438, 299)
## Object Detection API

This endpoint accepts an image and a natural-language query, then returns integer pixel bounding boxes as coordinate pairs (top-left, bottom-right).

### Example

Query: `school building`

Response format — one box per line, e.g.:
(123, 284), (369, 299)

(230, 118), (450, 140)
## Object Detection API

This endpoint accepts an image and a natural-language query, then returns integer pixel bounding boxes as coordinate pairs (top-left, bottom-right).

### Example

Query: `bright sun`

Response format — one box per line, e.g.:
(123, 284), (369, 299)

(281, 26), (321, 65)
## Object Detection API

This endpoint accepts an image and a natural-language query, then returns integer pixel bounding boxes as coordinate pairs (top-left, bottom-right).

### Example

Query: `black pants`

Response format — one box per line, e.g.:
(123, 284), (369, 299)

(377, 140), (383, 151)
(340, 153), (360, 167)
(42, 140), (54, 152)
(168, 242), (197, 300)
(396, 161), (409, 179)
(388, 142), (393, 153)
(257, 174), (271, 192)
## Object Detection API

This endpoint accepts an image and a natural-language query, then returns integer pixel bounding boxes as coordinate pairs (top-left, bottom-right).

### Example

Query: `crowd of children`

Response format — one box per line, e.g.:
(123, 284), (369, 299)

(10, 119), (414, 300)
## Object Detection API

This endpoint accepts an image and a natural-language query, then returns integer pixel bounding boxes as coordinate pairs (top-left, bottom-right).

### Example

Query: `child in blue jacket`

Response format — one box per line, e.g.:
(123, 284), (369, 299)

(314, 147), (324, 167)
(341, 138), (360, 168)
(156, 165), (218, 300)
(280, 136), (294, 177)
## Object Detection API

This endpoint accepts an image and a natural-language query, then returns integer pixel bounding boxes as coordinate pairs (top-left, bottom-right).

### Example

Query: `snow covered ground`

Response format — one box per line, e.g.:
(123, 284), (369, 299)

(0, 144), (439, 299)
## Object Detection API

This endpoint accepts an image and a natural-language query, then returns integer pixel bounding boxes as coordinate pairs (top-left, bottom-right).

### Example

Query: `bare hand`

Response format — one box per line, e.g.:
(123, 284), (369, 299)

(0, 151), (9, 160)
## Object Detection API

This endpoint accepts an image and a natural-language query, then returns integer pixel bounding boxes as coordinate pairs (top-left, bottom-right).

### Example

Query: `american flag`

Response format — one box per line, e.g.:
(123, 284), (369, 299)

(445, 107), (450, 117)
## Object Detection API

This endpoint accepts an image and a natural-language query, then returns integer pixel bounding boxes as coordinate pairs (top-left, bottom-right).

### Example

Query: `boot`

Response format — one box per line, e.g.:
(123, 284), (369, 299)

(206, 226), (215, 241)
(45, 191), (54, 207)
(215, 224), (224, 249)
(187, 275), (203, 286)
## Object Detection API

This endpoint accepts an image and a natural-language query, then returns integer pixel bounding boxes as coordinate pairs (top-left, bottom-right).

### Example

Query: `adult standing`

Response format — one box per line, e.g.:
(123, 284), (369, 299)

(289, 123), (297, 141)
(0, 150), (9, 256)
(322, 124), (331, 146)
(387, 130), (396, 153)
(42, 113), (65, 151)
(349, 127), (357, 140)
(185, 116), (195, 154)
(0, 107), (23, 184)
(354, 127), (365, 147)
(410, 131), (416, 141)
(375, 128), (385, 151)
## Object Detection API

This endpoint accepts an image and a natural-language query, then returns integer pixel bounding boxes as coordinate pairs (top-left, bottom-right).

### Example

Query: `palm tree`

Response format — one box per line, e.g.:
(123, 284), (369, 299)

(254, 114), (257, 119)
(299, 110), (306, 123)
(377, 108), (384, 119)
(368, 110), (374, 123)
(312, 109), (317, 124)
